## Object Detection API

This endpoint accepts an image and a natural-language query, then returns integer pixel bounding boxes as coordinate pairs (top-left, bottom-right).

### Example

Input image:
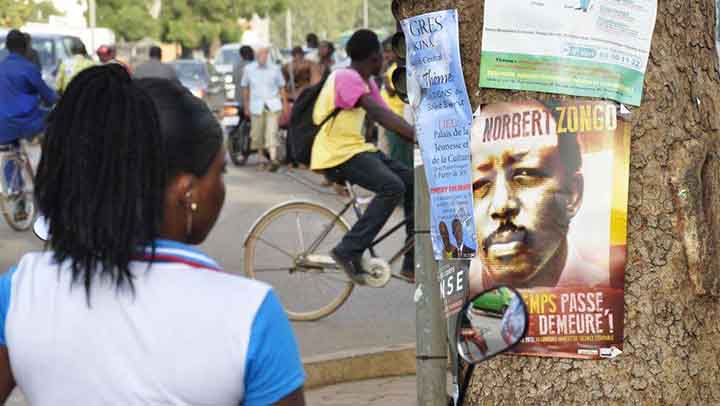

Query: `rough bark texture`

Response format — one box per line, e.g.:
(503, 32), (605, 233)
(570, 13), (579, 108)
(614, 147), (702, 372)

(397, 0), (720, 404)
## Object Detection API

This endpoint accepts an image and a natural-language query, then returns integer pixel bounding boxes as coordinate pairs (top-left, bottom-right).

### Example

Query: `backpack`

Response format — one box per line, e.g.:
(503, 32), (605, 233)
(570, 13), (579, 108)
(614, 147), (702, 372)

(288, 73), (340, 166)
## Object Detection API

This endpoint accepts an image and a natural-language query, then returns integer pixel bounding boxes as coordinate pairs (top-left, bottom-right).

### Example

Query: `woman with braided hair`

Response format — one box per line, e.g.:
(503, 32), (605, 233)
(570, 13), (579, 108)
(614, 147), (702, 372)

(0, 64), (305, 405)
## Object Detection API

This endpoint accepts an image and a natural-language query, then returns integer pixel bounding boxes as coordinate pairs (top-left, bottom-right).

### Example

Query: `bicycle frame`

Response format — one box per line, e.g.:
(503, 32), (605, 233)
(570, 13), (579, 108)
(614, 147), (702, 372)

(303, 181), (413, 268)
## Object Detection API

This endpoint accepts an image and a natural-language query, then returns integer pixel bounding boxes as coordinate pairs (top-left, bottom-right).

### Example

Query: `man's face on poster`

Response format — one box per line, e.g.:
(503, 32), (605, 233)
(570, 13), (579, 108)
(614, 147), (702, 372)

(439, 221), (451, 246)
(452, 220), (463, 245)
(470, 102), (583, 285)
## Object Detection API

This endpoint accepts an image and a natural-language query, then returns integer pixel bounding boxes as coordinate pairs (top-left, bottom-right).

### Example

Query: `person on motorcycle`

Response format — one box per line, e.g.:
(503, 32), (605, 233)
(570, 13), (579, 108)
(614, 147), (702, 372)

(310, 29), (416, 283)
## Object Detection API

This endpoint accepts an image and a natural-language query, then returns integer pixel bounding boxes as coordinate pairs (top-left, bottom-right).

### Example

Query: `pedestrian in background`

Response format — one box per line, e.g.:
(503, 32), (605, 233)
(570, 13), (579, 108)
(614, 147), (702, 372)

(55, 42), (95, 95)
(313, 40), (335, 81)
(233, 45), (254, 106)
(0, 65), (306, 405)
(96, 45), (131, 74)
(133, 46), (177, 82)
(381, 58), (413, 169)
(304, 33), (320, 63)
(283, 46), (315, 100)
(241, 46), (288, 172)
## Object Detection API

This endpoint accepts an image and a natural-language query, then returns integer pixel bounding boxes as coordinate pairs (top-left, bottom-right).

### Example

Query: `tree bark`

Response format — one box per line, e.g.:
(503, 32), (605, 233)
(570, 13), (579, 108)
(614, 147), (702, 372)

(397, 0), (720, 404)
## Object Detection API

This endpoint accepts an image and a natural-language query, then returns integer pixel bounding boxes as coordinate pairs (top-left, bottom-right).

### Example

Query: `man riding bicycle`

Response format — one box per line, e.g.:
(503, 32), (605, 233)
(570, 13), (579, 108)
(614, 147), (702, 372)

(0, 30), (57, 221)
(0, 30), (57, 144)
(310, 29), (416, 283)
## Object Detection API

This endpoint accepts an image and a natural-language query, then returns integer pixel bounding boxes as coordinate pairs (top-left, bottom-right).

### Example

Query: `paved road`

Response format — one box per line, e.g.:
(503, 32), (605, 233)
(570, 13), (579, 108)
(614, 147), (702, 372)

(6, 376), (422, 406)
(306, 376), (417, 406)
(0, 153), (416, 358)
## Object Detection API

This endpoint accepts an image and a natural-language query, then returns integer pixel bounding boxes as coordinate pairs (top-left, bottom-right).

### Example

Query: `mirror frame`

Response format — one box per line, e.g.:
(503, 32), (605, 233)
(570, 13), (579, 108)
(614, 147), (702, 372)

(454, 285), (529, 364)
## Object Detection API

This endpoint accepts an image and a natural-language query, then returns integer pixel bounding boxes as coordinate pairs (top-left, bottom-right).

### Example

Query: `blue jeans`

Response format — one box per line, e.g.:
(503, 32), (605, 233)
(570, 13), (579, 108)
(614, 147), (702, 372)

(2, 143), (24, 194)
(325, 151), (414, 268)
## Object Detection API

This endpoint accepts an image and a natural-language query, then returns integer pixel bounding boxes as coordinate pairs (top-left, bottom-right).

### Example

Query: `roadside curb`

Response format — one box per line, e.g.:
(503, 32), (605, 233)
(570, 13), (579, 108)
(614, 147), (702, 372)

(302, 343), (416, 390)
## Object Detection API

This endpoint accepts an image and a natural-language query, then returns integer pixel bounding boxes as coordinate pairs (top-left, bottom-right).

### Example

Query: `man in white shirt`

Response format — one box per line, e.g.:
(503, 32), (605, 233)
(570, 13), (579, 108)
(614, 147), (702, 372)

(241, 46), (288, 172)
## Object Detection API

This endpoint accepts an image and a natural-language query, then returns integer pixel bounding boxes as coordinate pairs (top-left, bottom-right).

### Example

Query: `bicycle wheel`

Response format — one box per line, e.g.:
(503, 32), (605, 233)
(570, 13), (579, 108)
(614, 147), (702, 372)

(0, 155), (36, 231)
(244, 201), (354, 321)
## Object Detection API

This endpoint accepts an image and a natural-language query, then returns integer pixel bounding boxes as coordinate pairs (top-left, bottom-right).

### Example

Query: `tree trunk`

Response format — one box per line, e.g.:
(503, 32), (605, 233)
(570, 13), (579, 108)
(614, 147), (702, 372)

(397, 0), (720, 404)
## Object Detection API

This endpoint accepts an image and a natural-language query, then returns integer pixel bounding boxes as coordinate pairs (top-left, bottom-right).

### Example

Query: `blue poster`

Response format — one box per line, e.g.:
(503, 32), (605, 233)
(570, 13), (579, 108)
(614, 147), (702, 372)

(401, 9), (477, 260)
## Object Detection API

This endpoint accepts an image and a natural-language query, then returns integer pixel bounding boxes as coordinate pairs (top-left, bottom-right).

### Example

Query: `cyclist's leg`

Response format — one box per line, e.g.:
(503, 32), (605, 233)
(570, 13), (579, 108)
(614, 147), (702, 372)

(1, 142), (22, 194)
(377, 154), (415, 272)
(0, 141), (29, 221)
(2, 156), (15, 192)
(333, 151), (406, 260)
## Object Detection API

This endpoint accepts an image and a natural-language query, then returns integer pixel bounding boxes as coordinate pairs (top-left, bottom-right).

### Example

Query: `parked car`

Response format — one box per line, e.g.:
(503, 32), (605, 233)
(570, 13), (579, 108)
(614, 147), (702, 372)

(213, 43), (242, 101)
(471, 287), (513, 315)
(0, 29), (7, 60)
(169, 59), (226, 118)
(0, 31), (83, 90)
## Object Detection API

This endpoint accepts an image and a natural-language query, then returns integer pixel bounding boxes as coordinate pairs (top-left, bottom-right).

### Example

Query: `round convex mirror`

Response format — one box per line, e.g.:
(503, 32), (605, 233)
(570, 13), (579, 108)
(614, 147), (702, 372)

(456, 286), (529, 364)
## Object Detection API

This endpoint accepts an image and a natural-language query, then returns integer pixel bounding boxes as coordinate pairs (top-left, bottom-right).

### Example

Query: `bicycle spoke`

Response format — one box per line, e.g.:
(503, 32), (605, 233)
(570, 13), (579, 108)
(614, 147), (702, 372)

(255, 236), (296, 260)
(295, 212), (305, 253)
(312, 274), (335, 298)
(305, 269), (351, 284)
(317, 272), (350, 285)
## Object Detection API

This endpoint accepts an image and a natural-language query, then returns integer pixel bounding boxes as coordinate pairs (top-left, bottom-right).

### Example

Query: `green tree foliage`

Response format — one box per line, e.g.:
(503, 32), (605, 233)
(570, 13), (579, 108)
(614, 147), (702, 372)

(96, 0), (285, 49)
(271, 0), (394, 48)
(160, 0), (286, 49)
(0, 0), (59, 28)
(97, 0), (159, 42)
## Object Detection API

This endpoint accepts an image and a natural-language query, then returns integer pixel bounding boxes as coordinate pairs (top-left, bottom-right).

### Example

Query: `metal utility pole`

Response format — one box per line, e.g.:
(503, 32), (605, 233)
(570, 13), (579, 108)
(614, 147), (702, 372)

(363, 0), (369, 28)
(414, 163), (448, 405)
(88, 0), (96, 53)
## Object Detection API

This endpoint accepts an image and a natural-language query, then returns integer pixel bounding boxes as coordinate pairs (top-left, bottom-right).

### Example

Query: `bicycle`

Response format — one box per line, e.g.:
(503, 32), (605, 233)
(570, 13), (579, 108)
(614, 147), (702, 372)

(243, 180), (414, 321)
(0, 140), (36, 231)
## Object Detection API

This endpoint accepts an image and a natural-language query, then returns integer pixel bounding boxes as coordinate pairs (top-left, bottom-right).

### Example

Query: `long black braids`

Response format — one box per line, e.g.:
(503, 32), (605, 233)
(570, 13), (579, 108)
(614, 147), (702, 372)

(36, 64), (166, 299)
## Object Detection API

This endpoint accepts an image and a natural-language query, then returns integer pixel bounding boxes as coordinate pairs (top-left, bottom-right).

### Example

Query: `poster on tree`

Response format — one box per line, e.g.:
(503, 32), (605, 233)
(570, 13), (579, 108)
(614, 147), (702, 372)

(479, 0), (657, 106)
(400, 9), (478, 260)
(468, 99), (629, 359)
